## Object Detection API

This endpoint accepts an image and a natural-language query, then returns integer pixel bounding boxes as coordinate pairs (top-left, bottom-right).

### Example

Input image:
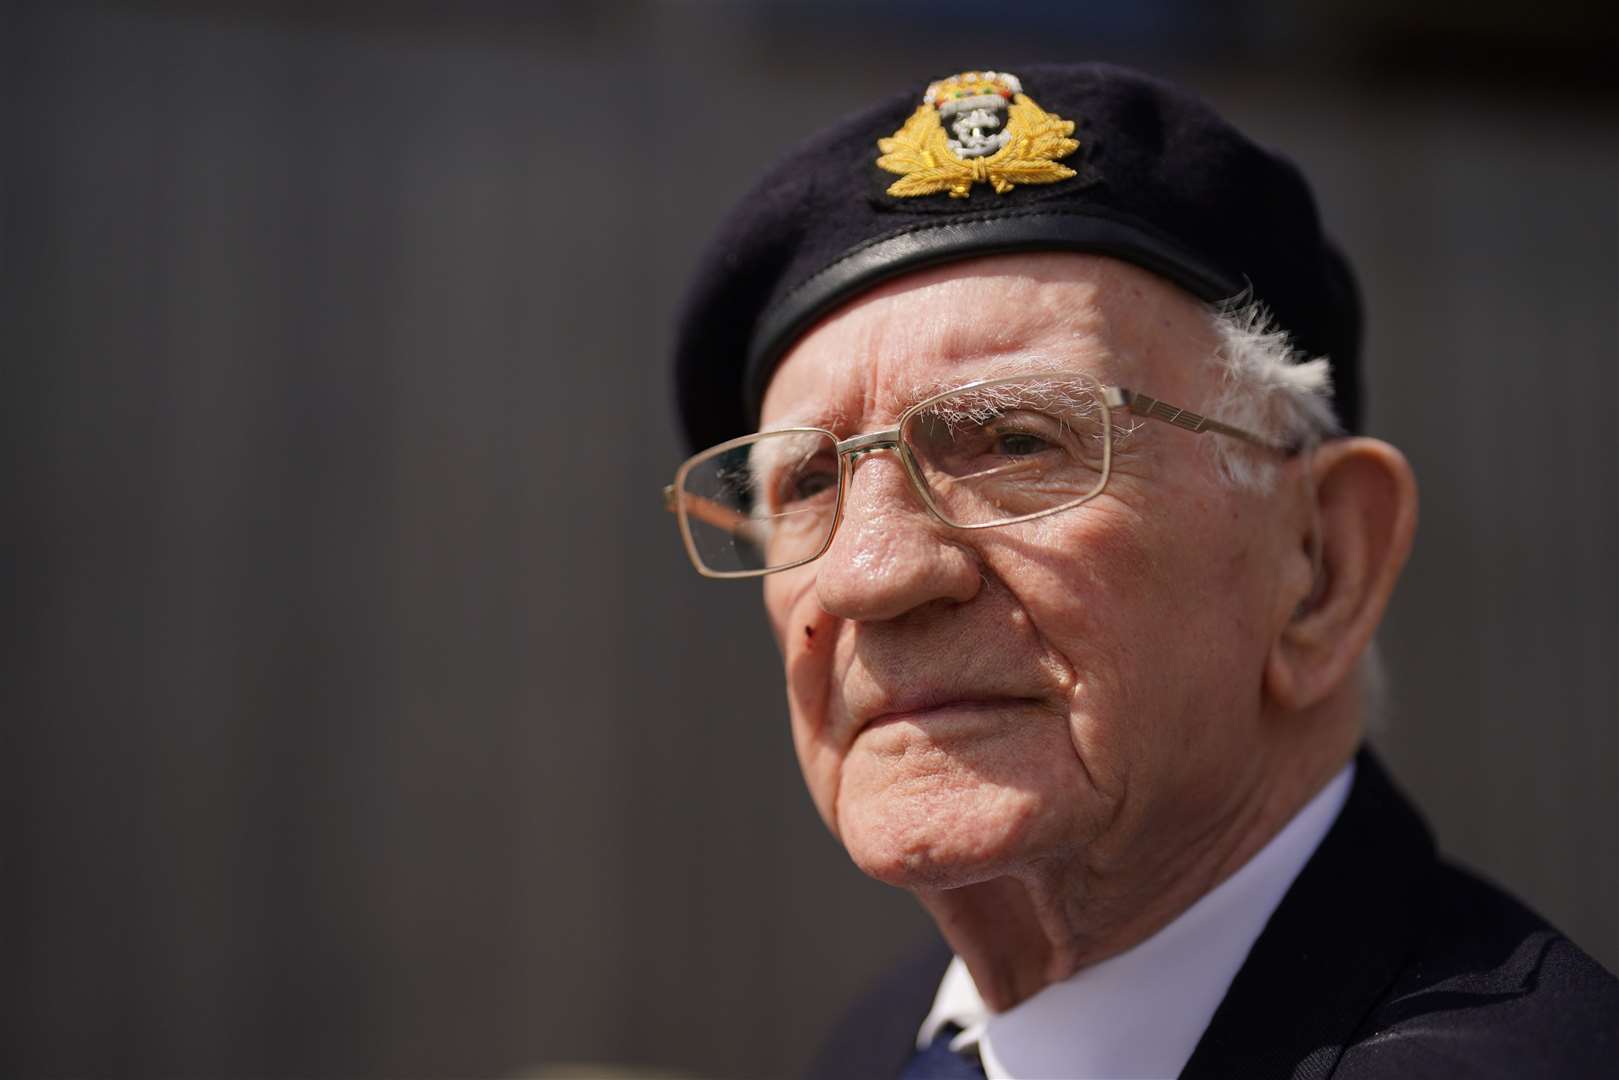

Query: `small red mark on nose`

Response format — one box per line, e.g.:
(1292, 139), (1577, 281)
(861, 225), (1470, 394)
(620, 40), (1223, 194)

(804, 625), (815, 639)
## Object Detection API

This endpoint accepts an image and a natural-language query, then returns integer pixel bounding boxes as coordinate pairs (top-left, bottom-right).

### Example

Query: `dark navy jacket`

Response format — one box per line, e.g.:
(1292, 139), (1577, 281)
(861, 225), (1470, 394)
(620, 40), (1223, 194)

(807, 750), (1619, 1079)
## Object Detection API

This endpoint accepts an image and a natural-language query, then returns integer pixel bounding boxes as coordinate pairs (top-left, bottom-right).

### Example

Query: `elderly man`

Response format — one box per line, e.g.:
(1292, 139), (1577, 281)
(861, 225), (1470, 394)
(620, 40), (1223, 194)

(664, 64), (1616, 1079)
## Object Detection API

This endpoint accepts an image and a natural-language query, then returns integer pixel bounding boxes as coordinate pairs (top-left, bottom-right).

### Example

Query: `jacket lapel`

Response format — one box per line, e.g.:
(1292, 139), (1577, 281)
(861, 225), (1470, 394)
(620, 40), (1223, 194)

(806, 935), (954, 1080)
(1179, 748), (1436, 1080)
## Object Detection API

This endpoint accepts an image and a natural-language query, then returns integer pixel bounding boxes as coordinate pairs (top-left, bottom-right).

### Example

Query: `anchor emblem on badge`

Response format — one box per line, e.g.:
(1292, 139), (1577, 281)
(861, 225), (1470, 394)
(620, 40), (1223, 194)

(876, 70), (1079, 199)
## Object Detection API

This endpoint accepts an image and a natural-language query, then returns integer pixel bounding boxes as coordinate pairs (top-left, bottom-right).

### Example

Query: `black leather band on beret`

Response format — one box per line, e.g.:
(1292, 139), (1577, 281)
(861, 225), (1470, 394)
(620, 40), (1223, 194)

(743, 208), (1245, 418)
(674, 62), (1363, 453)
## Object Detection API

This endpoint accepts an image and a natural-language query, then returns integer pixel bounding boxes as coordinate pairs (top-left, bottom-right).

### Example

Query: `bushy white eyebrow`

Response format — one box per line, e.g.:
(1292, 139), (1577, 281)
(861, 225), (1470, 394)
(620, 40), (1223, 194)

(766, 354), (1118, 433)
(743, 430), (835, 508)
(912, 377), (1103, 431)
(763, 402), (852, 434)
(897, 353), (1115, 407)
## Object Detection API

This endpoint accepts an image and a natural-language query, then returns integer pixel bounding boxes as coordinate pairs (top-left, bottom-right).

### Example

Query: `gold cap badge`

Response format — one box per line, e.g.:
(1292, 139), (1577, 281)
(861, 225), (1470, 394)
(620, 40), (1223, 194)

(876, 71), (1079, 199)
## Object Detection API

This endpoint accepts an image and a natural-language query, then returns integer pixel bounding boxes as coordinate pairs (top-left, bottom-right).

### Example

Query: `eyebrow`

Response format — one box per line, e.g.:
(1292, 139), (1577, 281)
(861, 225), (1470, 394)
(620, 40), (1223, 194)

(902, 355), (1107, 401)
(766, 401), (852, 434)
(766, 352), (1122, 433)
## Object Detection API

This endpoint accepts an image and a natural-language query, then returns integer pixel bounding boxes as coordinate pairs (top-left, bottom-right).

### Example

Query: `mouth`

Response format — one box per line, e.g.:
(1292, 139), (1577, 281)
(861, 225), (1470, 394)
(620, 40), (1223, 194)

(859, 696), (1044, 732)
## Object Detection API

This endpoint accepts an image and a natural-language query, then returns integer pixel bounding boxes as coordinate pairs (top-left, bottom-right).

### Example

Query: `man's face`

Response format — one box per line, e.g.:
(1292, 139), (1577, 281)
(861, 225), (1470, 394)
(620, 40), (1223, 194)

(758, 254), (1303, 898)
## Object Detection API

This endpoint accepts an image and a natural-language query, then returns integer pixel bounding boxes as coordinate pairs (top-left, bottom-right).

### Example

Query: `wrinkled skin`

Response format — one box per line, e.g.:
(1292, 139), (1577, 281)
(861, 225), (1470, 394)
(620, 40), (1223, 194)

(758, 254), (1405, 1008)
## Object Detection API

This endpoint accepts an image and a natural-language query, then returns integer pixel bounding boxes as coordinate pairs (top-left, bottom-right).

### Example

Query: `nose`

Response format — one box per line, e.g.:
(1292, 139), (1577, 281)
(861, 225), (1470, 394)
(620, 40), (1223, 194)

(814, 450), (981, 622)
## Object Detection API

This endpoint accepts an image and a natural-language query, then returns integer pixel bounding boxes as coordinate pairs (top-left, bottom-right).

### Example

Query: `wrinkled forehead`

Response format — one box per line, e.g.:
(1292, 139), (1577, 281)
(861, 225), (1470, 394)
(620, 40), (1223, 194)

(757, 254), (1212, 433)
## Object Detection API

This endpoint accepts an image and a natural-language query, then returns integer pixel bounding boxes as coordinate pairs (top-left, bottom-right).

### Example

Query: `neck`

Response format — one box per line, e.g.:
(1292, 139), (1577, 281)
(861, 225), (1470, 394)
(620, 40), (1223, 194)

(916, 721), (1358, 1012)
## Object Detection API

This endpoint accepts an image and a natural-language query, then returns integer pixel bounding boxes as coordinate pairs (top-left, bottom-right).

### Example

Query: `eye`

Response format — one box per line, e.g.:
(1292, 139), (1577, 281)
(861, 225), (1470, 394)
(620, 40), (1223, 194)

(790, 469), (838, 501)
(770, 458), (839, 509)
(991, 428), (1053, 456)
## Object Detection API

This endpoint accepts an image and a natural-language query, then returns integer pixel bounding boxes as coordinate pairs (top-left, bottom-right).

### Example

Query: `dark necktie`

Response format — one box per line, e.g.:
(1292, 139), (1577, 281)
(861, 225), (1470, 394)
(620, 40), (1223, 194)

(898, 1022), (988, 1080)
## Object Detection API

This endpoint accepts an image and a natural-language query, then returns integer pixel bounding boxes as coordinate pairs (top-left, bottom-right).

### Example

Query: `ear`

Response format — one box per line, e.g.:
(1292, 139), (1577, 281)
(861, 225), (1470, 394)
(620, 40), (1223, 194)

(1265, 437), (1418, 711)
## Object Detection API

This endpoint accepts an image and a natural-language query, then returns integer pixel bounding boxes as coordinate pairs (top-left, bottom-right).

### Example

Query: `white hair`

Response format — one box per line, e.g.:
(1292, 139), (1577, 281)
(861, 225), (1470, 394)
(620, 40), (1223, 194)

(1358, 639), (1390, 732)
(1198, 297), (1389, 728)
(1200, 297), (1341, 491)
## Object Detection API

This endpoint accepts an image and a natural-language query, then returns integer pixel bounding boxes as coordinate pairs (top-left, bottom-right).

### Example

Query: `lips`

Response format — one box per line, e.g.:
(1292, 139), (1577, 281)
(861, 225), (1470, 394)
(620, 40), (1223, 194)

(828, 615), (1069, 744)
(854, 692), (1048, 733)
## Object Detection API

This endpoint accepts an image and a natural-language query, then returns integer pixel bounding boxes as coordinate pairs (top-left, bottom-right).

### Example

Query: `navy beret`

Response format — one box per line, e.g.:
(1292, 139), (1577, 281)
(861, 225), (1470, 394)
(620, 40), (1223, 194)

(674, 62), (1361, 451)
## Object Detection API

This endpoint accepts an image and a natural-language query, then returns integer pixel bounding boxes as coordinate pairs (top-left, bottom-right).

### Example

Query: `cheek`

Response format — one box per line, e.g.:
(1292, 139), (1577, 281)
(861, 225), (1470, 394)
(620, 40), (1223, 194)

(1016, 490), (1272, 661)
(997, 510), (1160, 784)
(1006, 505), (1158, 674)
(995, 496), (1270, 798)
(765, 571), (844, 832)
(767, 572), (835, 738)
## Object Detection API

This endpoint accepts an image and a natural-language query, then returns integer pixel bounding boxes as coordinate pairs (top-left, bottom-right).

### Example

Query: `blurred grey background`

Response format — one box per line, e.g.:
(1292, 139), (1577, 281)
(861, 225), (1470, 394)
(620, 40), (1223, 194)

(7, 1), (1616, 1077)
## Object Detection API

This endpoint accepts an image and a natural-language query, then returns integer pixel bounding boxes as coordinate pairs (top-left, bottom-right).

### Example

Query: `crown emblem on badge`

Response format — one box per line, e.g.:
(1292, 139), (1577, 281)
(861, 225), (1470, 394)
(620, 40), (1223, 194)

(877, 70), (1079, 199)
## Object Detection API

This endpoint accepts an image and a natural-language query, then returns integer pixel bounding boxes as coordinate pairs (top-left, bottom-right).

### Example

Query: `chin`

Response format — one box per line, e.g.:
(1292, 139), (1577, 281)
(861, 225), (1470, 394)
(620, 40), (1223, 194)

(835, 769), (1057, 890)
(824, 707), (1093, 888)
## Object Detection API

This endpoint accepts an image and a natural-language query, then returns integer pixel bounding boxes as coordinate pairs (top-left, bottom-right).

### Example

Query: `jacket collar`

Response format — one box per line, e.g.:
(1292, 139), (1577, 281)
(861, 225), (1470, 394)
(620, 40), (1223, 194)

(1179, 747), (1436, 1079)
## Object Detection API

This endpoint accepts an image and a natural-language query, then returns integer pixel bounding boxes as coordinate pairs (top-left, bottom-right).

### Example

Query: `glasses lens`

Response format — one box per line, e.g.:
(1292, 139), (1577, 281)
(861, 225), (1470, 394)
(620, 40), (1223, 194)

(900, 373), (1111, 526)
(677, 429), (841, 575)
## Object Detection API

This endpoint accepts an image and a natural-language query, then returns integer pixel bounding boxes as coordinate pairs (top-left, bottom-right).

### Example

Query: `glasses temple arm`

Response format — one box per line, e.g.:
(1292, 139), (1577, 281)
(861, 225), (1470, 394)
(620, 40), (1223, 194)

(663, 485), (756, 534)
(1107, 387), (1295, 454)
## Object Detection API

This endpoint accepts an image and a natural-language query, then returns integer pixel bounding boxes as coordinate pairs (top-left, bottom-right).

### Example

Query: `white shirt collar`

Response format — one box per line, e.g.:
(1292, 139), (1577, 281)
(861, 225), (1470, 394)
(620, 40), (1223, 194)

(916, 762), (1355, 1080)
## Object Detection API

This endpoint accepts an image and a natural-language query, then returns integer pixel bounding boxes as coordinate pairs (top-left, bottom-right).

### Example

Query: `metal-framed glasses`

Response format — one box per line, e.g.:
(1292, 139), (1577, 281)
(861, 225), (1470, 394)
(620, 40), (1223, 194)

(664, 371), (1288, 578)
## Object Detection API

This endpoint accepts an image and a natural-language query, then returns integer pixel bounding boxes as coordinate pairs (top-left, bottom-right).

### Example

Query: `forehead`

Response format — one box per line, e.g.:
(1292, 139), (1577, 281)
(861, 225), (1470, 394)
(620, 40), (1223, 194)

(758, 253), (1216, 431)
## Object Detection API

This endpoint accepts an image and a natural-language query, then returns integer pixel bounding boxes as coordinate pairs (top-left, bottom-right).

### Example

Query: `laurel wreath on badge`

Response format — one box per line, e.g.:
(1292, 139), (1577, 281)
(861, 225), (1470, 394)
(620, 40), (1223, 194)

(876, 71), (1079, 199)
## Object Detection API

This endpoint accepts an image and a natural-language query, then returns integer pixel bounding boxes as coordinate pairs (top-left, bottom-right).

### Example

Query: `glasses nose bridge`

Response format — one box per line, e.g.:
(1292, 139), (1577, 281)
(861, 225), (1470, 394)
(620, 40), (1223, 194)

(829, 425), (935, 532)
(836, 427), (902, 460)
(836, 428), (911, 487)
